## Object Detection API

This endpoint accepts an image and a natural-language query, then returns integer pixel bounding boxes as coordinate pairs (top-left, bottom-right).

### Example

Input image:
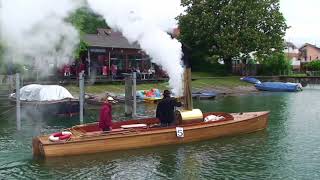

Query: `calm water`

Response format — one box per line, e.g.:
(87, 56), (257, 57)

(1, 86), (320, 179)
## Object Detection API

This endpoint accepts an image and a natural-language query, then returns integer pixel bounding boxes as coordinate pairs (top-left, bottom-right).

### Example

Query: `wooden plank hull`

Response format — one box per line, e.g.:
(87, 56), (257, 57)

(33, 111), (268, 157)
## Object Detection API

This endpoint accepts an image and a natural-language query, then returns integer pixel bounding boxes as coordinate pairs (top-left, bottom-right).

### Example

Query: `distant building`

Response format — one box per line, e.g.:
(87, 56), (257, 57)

(299, 43), (320, 62)
(284, 42), (300, 71)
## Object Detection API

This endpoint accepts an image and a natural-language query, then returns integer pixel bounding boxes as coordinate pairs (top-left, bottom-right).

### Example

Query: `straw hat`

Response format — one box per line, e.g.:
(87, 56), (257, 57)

(107, 96), (114, 101)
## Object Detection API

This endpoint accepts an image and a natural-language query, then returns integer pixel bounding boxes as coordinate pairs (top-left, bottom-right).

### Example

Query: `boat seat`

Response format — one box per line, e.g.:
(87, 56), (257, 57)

(121, 124), (147, 129)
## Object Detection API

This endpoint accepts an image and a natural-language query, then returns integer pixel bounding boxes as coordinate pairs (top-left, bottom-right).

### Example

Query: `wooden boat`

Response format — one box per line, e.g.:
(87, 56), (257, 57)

(33, 111), (269, 157)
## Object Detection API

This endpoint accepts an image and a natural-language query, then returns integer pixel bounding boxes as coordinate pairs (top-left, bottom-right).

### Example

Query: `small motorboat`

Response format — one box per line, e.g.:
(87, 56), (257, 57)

(10, 84), (79, 116)
(192, 90), (217, 99)
(240, 77), (261, 84)
(33, 110), (269, 157)
(136, 88), (162, 103)
(255, 82), (302, 92)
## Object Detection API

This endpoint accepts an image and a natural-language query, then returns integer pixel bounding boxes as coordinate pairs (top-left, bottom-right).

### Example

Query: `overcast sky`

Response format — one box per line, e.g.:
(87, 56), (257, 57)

(280, 0), (320, 46)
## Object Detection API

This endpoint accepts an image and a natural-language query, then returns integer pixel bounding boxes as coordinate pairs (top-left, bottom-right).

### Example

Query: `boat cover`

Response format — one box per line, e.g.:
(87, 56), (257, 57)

(192, 90), (217, 98)
(255, 82), (300, 92)
(240, 77), (261, 84)
(17, 84), (74, 101)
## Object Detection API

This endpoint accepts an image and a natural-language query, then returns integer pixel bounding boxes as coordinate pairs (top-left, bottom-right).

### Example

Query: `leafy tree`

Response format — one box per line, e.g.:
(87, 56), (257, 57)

(179, 0), (287, 73)
(67, 7), (109, 59)
(68, 7), (108, 34)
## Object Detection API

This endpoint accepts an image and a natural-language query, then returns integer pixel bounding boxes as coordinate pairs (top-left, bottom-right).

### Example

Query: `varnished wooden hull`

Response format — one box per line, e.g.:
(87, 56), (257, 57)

(33, 111), (269, 157)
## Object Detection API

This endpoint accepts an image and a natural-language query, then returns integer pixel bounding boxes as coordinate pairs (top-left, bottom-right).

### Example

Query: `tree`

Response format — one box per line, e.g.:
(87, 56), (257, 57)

(67, 7), (109, 59)
(68, 7), (108, 34)
(179, 0), (287, 73)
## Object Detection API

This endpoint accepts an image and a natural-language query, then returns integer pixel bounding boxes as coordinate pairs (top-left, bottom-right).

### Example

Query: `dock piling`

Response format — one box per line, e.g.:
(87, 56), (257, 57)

(79, 71), (84, 124)
(16, 73), (21, 130)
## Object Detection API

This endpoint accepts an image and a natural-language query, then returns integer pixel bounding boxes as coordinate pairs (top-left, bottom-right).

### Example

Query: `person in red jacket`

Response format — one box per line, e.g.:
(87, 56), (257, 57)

(99, 96), (114, 132)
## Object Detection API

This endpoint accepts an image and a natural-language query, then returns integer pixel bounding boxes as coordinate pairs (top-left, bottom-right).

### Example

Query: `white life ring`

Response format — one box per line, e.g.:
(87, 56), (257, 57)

(49, 131), (72, 142)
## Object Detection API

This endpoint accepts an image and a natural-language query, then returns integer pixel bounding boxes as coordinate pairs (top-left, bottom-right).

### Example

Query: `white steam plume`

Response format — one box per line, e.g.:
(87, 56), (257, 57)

(0, 0), (81, 75)
(87, 0), (184, 96)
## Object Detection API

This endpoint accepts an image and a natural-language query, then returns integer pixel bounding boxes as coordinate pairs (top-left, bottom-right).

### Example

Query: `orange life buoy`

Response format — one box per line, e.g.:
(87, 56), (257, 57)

(49, 131), (72, 142)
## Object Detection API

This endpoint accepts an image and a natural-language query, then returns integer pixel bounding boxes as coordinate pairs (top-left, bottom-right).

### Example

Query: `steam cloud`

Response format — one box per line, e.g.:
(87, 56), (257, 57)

(87, 0), (184, 96)
(0, 0), (185, 95)
(0, 0), (81, 75)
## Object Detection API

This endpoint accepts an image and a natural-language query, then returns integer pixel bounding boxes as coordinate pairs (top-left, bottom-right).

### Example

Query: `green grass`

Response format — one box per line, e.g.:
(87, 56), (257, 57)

(192, 71), (223, 78)
(65, 76), (250, 95)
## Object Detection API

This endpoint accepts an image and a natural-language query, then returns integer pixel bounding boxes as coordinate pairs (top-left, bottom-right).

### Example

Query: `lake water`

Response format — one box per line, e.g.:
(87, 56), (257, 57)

(1, 86), (320, 179)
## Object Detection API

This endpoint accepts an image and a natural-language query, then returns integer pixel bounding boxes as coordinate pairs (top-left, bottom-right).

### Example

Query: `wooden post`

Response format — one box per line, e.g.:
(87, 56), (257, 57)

(88, 49), (91, 77)
(183, 68), (193, 110)
(79, 71), (84, 124)
(132, 72), (137, 117)
(124, 73), (133, 116)
(16, 73), (21, 130)
(108, 51), (111, 76)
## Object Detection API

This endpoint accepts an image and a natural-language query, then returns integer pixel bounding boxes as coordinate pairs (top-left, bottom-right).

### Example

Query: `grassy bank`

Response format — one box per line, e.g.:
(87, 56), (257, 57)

(65, 75), (251, 95)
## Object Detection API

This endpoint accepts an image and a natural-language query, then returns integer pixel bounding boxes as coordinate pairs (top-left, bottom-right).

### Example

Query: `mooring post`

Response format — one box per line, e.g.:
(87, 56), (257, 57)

(124, 73), (133, 116)
(79, 71), (84, 124)
(16, 73), (21, 130)
(132, 72), (137, 117)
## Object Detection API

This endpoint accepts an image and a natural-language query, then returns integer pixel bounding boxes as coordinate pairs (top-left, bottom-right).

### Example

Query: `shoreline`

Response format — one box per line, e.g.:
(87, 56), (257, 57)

(83, 85), (259, 100)
(207, 85), (259, 97)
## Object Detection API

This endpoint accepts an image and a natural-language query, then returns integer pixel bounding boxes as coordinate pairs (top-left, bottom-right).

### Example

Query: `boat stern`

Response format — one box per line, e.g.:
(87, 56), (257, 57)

(32, 137), (44, 157)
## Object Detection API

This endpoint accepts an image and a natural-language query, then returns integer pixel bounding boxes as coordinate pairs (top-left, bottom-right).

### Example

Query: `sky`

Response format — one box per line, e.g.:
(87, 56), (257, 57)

(280, 0), (320, 47)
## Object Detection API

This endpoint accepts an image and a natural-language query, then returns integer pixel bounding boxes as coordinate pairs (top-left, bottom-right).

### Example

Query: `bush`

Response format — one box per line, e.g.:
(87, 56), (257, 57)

(258, 52), (291, 75)
(190, 54), (228, 76)
(305, 60), (320, 71)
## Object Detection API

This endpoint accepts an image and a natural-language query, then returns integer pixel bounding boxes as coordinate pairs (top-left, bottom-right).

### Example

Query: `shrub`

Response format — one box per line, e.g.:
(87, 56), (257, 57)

(258, 52), (291, 75)
(305, 60), (320, 71)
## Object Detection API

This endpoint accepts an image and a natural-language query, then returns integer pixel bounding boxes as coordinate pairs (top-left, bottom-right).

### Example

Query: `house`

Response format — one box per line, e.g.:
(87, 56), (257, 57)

(299, 43), (320, 62)
(82, 28), (158, 78)
(284, 42), (300, 71)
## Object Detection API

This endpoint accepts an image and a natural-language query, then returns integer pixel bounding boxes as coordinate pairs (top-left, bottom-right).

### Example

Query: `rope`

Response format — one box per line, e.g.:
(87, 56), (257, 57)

(0, 105), (15, 108)
(0, 106), (15, 116)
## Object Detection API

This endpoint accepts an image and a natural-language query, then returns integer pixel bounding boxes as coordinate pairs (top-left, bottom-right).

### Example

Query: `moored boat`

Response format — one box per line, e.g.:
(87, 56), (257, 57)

(10, 84), (79, 116)
(240, 77), (261, 84)
(33, 111), (269, 157)
(192, 90), (217, 99)
(255, 82), (302, 92)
